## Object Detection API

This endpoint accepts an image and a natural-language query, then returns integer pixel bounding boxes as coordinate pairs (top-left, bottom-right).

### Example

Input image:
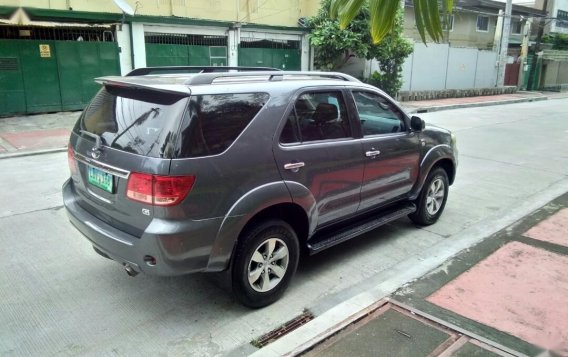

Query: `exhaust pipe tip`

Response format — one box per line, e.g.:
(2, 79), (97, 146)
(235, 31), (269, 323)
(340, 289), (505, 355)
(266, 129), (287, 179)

(124, 264), (139, 277)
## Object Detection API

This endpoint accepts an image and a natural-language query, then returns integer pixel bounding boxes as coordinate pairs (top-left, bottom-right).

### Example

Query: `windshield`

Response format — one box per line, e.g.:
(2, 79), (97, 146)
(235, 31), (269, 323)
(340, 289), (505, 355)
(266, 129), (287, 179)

(74, 87), (188, 158)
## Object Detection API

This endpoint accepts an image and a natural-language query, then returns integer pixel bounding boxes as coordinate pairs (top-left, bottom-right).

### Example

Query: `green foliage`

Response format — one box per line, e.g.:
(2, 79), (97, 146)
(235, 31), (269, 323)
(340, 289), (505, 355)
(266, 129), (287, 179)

(542, 33), (568, 50)
(308, 0), (413, 97)
(308, 18), (369, 70)
(330, 0), (452, 44)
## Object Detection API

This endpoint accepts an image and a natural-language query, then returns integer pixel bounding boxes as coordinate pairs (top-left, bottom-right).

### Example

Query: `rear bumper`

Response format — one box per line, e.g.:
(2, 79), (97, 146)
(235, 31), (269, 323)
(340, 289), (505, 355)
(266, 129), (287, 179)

(62, 179), (222, 276)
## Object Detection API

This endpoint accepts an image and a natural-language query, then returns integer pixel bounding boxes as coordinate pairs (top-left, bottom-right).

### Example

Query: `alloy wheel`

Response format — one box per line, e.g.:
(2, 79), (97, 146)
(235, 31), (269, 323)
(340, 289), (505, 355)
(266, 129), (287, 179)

(247, 238), (289, 293)
(426, 178), (445, 215)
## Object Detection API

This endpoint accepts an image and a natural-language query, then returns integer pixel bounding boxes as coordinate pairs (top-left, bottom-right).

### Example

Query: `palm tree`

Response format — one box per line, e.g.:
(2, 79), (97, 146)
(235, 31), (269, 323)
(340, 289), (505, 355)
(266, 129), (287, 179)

(329, 0), (453, 44)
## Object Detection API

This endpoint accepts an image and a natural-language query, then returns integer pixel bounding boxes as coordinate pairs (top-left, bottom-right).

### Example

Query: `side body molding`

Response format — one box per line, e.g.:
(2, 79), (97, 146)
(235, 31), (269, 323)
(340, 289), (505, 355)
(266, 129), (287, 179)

(205, 181), (317, 271)
(409, 144), (456, 200)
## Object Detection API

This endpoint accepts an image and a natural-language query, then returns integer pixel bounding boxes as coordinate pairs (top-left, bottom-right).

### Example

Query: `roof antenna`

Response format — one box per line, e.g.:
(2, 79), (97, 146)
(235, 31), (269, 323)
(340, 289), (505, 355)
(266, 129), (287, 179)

(112, 0), (135, 31)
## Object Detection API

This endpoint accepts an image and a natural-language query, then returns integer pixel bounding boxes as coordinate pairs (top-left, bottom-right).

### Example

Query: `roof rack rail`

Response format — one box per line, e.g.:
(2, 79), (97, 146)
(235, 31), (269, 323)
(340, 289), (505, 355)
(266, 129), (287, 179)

(184, 71), (361, 85)
(126, 66), (281, 76)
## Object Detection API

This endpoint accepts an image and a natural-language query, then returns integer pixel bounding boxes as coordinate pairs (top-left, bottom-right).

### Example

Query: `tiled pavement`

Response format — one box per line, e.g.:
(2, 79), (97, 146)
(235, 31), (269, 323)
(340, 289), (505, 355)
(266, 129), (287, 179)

(1, 128), (71, 152)
(304, 193), (568, 357)
(0, 111), (79, 158)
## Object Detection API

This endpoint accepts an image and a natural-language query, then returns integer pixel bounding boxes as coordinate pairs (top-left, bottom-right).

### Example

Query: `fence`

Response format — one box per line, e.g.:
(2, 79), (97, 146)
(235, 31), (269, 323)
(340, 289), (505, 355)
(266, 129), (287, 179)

(398, 43), (499, 91)
(540, 50), (568, 91)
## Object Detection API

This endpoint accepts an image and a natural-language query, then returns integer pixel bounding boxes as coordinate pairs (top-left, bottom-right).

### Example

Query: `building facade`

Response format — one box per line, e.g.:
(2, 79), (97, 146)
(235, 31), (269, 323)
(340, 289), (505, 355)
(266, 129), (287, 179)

(536, 0), (568, 34)
(0, 0), (318, 115)
(404, 0), (543, 50)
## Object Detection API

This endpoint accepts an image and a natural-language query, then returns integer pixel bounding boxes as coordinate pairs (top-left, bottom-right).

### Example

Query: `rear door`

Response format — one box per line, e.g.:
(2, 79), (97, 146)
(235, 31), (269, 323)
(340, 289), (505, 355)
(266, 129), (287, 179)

(348, 89), (420, 212)
(274, 88), (364, 227)
(69, 86), (188, 236)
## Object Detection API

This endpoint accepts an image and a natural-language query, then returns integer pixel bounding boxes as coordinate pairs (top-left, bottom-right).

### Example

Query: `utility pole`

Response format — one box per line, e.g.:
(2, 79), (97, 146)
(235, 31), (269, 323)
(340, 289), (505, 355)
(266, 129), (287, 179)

(519, 17), (532, 88)
(527, 0), (549, 90)
(496, 0), (513, 86)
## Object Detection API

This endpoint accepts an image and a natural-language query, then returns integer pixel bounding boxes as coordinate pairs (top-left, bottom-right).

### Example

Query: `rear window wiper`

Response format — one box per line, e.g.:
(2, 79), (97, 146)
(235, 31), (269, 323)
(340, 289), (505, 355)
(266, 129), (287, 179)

(80, 130), (104, 151)
(110, 107), (161, 148)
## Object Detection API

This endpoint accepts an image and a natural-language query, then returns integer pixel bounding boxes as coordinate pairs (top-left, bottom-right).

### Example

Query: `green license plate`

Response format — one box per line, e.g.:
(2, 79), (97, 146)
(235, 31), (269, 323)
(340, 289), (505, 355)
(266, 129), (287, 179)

(88, 166), (113, 193)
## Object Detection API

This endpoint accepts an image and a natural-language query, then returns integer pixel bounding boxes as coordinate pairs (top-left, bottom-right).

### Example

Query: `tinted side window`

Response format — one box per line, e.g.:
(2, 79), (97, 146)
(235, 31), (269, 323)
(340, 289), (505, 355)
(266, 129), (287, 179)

(352, 91), (406, 136)
(280, 91), (351, 144)
(178, 93), (269, 157)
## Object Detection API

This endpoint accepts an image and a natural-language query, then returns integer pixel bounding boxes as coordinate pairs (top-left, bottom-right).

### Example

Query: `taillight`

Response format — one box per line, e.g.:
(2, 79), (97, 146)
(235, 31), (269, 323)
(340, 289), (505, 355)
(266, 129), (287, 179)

(67, 143), (78, 176)
(126, 173), (195, 206)
(126, 173), (153, 204)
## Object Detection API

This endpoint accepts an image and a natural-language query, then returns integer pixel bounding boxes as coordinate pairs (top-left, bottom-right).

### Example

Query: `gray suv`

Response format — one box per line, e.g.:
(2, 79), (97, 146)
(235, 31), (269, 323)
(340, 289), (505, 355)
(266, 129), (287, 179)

(63, 67), (457, 308)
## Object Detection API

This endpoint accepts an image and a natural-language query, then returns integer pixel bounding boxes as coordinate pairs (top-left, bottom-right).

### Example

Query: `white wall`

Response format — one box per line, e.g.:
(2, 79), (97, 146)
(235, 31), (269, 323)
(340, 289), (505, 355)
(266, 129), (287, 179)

(398, 43), (501, 90)
(116, 24), (132, 75)
(131, 22), (146, 69)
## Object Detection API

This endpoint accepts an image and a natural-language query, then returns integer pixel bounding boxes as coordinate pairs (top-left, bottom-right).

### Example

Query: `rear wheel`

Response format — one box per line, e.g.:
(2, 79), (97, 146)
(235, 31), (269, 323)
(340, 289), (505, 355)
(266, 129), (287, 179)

(231, 220), (299, 308)
(409, 167), (449, 226)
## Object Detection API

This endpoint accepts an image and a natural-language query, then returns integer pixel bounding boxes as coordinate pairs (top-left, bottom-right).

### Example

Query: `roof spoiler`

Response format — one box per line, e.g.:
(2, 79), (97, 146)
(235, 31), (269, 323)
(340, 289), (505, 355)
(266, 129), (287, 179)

(95, 76), (191, 96)
(126, 66), (282, 76)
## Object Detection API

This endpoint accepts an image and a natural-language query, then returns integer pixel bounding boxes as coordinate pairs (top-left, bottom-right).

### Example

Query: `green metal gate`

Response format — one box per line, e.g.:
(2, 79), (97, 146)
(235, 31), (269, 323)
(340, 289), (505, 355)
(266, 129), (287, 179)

(145, 33), (227, 67)
(522, 54), (542, 91)
(0, 26), (120, 115)
(238, 38), (301, 70)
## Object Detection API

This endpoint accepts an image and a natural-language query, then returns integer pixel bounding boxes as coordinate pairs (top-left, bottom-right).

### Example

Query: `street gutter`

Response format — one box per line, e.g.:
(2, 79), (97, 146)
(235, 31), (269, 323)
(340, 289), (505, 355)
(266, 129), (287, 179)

(249, 177), (568, 357)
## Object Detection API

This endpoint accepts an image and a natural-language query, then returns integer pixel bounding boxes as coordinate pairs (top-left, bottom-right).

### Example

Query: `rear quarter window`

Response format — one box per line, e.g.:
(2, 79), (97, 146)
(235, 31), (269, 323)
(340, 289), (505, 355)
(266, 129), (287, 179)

(177, 93), (269, 158)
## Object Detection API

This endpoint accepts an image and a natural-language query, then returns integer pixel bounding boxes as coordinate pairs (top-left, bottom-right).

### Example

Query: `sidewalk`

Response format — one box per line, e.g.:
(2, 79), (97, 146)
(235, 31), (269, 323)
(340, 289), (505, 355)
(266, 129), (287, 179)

(402, 91), (555, 113)
(291, 193), (568, 357)
(0, 91), (567, 159)
(0, 111), (79, 159)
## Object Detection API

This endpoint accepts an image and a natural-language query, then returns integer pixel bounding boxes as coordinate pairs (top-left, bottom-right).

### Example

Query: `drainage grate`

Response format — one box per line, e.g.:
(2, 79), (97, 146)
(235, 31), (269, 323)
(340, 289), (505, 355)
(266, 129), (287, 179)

(251, 310), (315, 348)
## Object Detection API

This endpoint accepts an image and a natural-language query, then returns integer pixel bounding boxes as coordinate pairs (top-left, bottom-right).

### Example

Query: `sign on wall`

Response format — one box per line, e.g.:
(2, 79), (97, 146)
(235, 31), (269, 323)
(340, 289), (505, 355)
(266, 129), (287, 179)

(39, 44), (51, 58)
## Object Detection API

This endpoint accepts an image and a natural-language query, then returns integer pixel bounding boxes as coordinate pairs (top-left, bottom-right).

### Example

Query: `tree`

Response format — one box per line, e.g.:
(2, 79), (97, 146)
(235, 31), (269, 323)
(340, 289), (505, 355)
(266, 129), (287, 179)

(543, 33), (568, 50)
(330, 0), (453, 44)
(366, 10), (413, 97)
(308, 0), (413, 97)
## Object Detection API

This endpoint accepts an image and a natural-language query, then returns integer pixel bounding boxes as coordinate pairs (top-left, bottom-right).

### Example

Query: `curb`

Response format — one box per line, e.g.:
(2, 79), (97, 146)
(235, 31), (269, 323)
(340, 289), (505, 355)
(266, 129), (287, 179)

(249, 179), (568, 357)
(403, 96), (548, 114)
(0, 147), (67, 160)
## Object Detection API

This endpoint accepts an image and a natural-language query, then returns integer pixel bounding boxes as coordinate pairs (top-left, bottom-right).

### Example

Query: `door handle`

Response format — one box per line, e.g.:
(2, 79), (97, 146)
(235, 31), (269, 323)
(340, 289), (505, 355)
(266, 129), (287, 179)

(284, 162), (305, 172)
(365, 150), (381, 157)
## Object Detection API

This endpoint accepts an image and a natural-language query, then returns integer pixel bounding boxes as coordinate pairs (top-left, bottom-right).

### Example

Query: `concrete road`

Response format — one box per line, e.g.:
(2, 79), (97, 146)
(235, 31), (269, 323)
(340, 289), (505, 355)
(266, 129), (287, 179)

(1, 99), (567, 356)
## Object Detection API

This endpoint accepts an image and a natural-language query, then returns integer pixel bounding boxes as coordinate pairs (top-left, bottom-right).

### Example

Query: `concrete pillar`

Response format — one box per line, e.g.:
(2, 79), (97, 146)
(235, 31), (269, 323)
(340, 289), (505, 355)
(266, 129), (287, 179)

(496, 0), (513, 87)
(301, 34), (310, 71)
(228, 28), (239, 67)
(518, 18), (532, 88)
(116, 24), (132, 75)
(493, 10), (503, 53)
(130, 22), (146, 69)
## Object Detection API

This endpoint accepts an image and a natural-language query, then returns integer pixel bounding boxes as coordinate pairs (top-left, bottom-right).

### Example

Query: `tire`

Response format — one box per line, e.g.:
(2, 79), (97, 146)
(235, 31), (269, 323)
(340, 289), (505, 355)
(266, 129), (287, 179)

(409, 167), (449, 226)
(231, 219), (299, 308)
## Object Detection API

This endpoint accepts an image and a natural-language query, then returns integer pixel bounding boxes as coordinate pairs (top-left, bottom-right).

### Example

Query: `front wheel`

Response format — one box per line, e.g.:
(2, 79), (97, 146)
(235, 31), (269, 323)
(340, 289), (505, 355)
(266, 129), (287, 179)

(231, 220), (299, 308)
(409, 167), (449, 226)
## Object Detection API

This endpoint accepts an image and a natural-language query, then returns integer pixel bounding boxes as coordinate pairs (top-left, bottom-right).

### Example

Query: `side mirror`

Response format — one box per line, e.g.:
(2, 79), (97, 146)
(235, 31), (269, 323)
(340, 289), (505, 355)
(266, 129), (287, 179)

(410, 116), (425, 132)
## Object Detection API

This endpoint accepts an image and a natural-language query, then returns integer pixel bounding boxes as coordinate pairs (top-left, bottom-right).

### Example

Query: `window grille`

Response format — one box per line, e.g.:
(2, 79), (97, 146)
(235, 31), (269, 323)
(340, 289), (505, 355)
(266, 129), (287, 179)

(0, 25), (116, 41)
(144, 33), (227, 46)
(476, 16), (489, 32)
(557, 10), (568, 28)
(240, 38), (300, 49)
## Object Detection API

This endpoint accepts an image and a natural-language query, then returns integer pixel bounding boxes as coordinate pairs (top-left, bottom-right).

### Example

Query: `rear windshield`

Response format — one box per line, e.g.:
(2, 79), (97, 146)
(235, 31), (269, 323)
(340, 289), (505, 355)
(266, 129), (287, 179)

(177, 93), (269, 158)
(74, 87), (188, 158)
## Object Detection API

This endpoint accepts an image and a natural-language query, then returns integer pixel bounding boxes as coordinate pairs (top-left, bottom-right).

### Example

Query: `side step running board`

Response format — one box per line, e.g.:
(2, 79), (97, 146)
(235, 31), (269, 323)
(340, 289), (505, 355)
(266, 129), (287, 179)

(307, 202), (417, 255)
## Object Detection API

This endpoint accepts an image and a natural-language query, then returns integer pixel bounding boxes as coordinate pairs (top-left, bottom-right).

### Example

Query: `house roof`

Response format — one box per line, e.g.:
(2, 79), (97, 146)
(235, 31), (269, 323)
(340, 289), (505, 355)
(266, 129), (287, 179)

(457, 0), (545, 16)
